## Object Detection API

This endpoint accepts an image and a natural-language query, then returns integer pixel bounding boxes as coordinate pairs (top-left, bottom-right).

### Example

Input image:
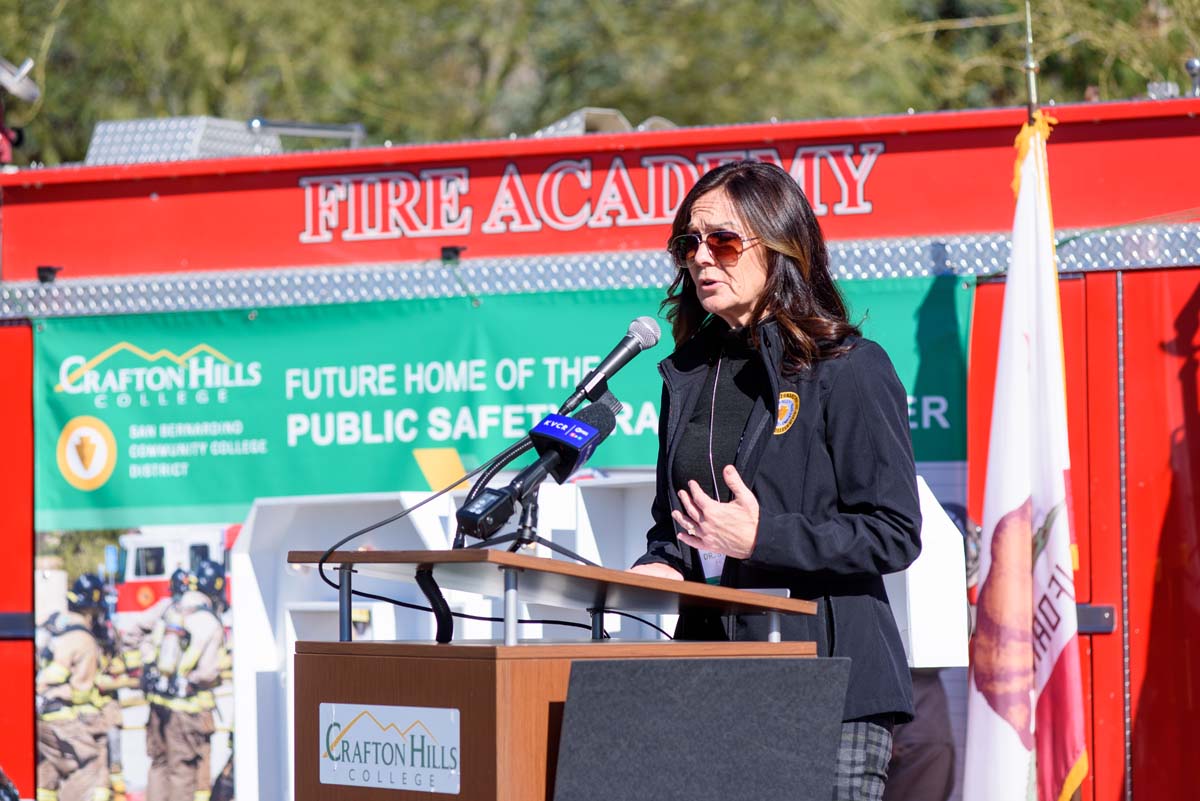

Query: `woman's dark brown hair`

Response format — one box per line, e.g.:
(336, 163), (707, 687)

(662, 160), (860, 372)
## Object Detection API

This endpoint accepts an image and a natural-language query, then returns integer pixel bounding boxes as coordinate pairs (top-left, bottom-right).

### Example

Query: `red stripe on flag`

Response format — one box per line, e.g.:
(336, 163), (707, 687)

(1035, 633), (1088, 801)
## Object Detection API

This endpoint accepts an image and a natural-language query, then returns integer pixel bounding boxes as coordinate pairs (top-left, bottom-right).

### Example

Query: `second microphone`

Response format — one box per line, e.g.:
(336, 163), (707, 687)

(455, 402), (617, 541)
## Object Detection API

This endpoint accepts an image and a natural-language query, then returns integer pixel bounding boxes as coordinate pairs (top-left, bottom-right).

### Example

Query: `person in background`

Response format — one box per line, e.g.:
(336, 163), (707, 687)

(628, 160), (922, 801)
(882, 669), (956, 801)
(144, 560), (227, 801)
(92, 598), (140, 801)
(36, 573), (106, 801)
(884, 504), (968, 801)
(121, 567), (190, 662)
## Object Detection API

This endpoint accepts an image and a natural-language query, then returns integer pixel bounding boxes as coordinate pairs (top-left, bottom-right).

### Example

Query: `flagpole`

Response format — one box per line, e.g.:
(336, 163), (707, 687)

(1023, 0), (1038, 123)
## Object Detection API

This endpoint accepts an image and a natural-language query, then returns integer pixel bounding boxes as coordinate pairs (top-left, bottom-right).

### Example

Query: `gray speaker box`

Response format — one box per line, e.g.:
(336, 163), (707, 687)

(553, 657), (850, 801)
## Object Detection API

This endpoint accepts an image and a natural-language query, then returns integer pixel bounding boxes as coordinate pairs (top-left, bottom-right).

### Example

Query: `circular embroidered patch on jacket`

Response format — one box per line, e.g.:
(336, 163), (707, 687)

(775, 392), (800, 435)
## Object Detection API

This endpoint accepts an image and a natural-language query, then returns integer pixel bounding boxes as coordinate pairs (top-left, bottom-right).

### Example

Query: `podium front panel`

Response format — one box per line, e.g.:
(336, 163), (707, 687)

(294, 641), (816, 801)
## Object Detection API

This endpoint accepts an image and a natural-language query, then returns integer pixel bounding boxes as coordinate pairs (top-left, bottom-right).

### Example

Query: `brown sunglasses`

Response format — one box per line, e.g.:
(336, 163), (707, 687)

(668, 230), (760, 267)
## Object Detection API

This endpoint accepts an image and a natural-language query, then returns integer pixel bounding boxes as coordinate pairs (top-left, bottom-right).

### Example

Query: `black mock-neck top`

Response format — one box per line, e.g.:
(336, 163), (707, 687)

(670, 324), (768, 503)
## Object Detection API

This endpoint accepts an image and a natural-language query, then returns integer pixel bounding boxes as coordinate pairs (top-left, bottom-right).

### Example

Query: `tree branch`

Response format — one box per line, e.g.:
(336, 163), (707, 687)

(871, 11), (1025, 47)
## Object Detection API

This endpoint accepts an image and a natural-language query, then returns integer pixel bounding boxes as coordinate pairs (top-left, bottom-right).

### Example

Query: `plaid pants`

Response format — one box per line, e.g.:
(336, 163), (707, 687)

(832, 720), (894, 801)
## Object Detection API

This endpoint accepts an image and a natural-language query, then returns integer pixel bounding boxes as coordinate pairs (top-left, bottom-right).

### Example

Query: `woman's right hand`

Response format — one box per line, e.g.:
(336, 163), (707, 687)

(628, 563), (684, 581)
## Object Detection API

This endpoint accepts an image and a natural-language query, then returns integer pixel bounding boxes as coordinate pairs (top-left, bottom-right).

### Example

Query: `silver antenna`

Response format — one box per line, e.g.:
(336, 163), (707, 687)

(1023, 0), (1038, 122)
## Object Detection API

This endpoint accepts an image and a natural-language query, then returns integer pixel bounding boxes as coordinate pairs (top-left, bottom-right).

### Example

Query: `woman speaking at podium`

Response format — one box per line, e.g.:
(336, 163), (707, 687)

(628, 160), (922, 801)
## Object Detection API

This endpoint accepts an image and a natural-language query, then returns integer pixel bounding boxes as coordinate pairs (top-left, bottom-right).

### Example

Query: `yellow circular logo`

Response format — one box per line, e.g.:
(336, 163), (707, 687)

(775, 392), (800, 435)
(57, 416), (118, 491)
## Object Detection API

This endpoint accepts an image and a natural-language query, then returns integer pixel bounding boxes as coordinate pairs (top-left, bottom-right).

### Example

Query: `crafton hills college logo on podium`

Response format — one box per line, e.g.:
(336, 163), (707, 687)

(319, 703), (461, 794)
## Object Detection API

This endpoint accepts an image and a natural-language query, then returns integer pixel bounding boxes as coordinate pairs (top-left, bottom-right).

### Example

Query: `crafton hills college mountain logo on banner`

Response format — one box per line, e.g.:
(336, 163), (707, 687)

(57, 415), (118, 491)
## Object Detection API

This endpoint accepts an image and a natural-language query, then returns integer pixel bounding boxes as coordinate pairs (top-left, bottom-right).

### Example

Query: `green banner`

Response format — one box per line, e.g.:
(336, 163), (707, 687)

(34, 279), (972, 529)
(848, 274), (972, 463)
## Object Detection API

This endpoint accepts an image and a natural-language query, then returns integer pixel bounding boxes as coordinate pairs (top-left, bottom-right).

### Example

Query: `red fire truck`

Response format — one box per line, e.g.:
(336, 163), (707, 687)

(113, 524), (239, 614)
(0, 99), (1197, 800)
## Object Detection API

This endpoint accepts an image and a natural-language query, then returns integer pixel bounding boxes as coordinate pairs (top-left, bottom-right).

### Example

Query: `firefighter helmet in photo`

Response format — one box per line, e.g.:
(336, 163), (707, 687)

(193, 559), (226, 601)
(169, 566), (190, 599)
(67, 572), (106, 612)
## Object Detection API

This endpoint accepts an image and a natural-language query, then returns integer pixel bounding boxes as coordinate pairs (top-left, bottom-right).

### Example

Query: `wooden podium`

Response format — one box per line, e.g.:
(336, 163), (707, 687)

(289, 550), (818, 801)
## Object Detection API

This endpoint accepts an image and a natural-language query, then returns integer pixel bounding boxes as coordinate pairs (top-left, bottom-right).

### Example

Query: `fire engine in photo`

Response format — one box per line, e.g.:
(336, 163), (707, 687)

(113, 525), (238, 616)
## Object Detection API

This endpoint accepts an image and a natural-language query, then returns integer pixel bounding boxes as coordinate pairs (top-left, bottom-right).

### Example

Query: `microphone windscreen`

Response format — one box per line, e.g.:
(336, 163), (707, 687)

(572, 400), (617, 440)
(628, 316), (662, 349)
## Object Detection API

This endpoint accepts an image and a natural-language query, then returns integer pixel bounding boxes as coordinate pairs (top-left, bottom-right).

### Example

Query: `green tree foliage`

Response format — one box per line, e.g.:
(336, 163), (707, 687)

(1, 0), (1196, 166)
(37, 529), (122, 584)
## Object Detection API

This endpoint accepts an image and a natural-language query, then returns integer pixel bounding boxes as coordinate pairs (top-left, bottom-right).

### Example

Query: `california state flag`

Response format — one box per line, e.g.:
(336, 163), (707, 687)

(964, 111), (1089, 801)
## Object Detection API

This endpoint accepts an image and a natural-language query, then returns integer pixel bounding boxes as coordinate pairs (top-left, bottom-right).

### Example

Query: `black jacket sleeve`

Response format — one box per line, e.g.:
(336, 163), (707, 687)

(632, 384), (687, 573)
(746, 341), (922, 576)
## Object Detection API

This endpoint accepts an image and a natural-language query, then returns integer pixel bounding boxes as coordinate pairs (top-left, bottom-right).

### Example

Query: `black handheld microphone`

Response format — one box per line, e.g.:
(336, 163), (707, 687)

(456, 403), (617, 541)
(558, 316), (661, 414)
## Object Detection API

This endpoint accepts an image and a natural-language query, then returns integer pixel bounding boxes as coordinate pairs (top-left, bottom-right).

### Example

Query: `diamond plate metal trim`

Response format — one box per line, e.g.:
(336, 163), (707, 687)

(84, 117), (282, 166)
(3, 224), (1198, 319)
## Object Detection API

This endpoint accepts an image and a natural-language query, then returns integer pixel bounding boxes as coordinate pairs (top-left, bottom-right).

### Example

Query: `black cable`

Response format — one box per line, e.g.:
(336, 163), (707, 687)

(316, 453), (502, 593)
(314, 439), (602, 636)
(452, 436), (535, 548)
(464, 437), (534, 503)
(592, 608), (674, 640)
(345, 586), (607, 636)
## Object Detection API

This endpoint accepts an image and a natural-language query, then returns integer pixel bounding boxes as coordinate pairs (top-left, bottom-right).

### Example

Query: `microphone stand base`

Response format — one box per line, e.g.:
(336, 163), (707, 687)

(463, 487), (598, 566)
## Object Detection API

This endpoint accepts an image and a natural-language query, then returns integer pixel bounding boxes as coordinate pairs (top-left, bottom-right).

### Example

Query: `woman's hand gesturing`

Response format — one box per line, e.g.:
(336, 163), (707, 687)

(672, 464), (759, 560)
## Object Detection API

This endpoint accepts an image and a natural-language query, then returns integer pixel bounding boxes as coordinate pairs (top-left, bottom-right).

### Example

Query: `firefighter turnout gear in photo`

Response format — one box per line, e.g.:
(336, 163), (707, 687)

(144, 562), (227, 801)
(93, 611), (139, 801)
(35, 575), (106, 801)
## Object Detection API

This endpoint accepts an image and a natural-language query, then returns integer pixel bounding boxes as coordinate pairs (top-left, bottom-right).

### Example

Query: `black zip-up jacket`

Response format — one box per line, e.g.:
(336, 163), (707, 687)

(634, 318), (922, 722)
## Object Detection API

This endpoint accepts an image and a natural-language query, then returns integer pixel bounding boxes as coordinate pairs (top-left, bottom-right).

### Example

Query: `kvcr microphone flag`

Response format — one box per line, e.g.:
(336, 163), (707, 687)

(529, 410), (609, 484)
(455, 402), (617, 540)
(511, 402), (617, 494)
